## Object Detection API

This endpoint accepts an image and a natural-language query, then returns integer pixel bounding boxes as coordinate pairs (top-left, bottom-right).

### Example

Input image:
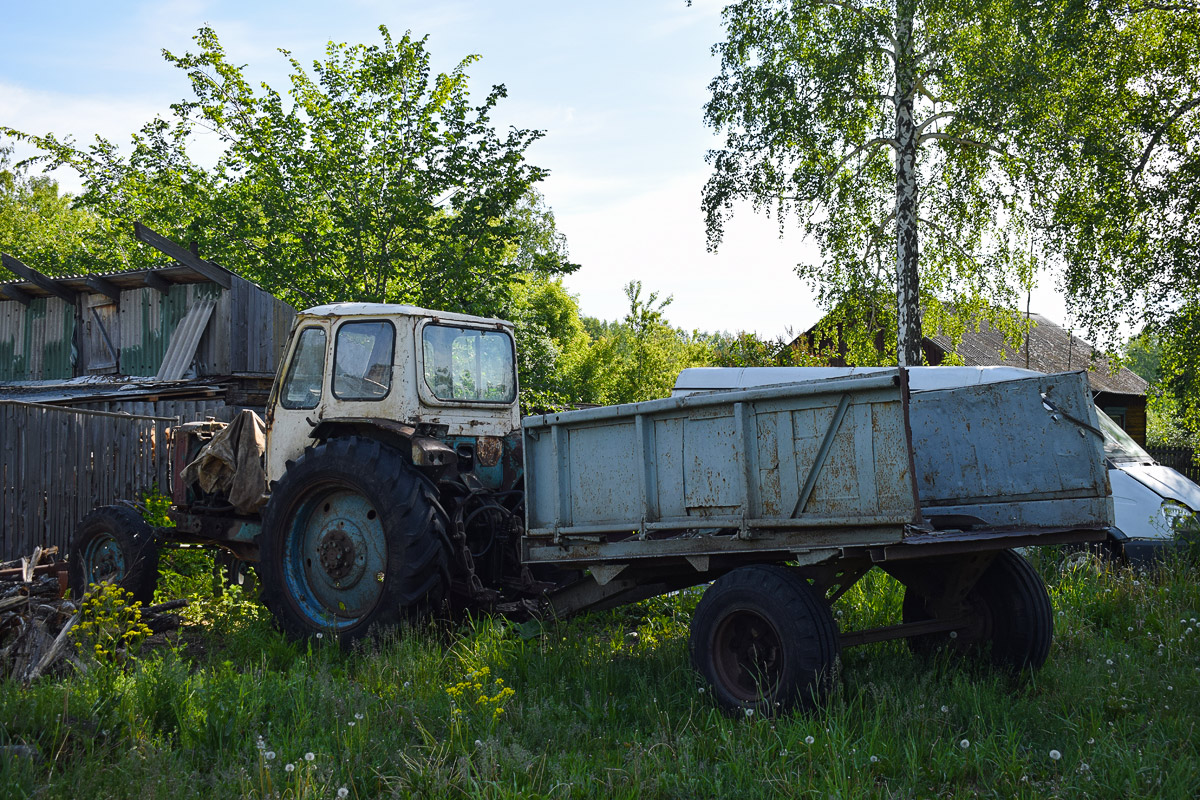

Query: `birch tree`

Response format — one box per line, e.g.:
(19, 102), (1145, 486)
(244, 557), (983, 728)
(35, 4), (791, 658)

(702, 0), (1196, 365)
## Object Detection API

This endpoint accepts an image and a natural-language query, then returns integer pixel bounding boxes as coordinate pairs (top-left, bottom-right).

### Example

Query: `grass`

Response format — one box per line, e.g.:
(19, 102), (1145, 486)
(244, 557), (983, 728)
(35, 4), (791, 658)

(1, 548), (1198, 799)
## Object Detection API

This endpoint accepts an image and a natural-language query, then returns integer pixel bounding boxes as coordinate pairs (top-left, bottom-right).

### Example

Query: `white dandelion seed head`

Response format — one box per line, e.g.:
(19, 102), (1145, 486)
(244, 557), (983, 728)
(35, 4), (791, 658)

(1168, 685), (1174, 691)
(285, 763), (295, 773)
(949, 631), (958, 639)
(305, 752), (315, 761)
(316, 632), (323, 639)
(1049, 749), (1062, 761)
(1128, 627), (1134, 632)
(355, 712), (364, 720)
(1079, 762), (1090, 772)
(940, 705), (949, 713)
(337, 788), (349, 799)
(1087, 738), (1095, 745)
(870, 755), (879, 763)
(403, 681), (411, 689)
(348, 721), (355, 727)
(805, 735), (815, 745)
(960, 739), (970, 749)
(1106, 659), (1114, 665)
(474, 739), (483, 748)
(744, 707), (754, 718)
(266, 751), (276, 760)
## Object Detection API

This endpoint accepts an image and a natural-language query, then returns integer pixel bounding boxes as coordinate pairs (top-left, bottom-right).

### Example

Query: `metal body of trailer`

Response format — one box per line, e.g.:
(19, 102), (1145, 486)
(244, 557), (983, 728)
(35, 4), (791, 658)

(521, 369), (1110, 711)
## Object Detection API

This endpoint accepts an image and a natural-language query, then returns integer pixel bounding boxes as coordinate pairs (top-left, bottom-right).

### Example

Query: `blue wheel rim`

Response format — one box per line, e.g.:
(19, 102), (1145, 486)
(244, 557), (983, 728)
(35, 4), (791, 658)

(81, 532), (126, 588)
(282, 486), (388, 630)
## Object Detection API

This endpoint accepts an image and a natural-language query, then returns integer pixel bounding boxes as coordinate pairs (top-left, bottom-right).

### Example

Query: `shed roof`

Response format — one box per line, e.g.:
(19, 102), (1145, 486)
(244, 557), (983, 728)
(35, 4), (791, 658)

(928, 313), (1148, 396)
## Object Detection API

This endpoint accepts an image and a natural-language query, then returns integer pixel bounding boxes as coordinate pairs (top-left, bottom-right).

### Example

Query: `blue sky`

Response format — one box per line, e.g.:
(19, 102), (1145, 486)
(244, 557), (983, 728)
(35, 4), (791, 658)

(0, 0), (1071, 337)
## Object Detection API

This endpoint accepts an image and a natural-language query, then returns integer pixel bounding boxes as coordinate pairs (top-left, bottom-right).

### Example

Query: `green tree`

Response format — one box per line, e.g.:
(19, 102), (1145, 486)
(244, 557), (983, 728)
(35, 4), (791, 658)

(0, 146), (107, 278)
(701, 0), (1197, 367)
(6, 26), (567, 315)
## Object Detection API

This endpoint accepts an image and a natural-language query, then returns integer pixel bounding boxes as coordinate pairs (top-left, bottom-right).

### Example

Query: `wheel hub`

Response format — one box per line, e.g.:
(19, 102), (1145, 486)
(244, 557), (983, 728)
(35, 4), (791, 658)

(317, 528), (356, 580)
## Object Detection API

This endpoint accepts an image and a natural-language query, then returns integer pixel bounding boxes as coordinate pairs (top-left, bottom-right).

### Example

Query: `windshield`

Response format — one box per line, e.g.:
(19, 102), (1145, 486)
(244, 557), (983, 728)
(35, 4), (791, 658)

(421, 324), (516, 403)
(1096, 407), (1155, 464)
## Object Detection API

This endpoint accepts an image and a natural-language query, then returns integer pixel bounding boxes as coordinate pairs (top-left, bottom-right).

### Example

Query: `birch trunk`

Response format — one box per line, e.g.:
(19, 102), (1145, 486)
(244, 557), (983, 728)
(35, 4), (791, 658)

(893, 2), (923, 366)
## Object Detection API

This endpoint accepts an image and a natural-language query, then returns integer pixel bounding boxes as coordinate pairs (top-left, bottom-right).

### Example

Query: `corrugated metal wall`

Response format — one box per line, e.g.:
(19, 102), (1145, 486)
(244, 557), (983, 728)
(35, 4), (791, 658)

(0, 402), (172, 560)
(118, 282), (223, 378)
(0, 297), (76, 381)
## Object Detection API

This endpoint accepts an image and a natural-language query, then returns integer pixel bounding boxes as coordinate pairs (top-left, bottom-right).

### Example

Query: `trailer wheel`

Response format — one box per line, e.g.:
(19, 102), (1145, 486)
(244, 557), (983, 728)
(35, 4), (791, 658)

(258, 437), (449, 644)
(69, 505), (160, 604)
(690, 565), (839, 715)
(902, 550), (1052, 671)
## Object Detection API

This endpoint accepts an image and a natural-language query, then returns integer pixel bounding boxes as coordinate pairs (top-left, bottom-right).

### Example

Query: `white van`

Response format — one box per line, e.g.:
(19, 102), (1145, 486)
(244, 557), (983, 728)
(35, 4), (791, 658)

(674, 366), (1200, 563)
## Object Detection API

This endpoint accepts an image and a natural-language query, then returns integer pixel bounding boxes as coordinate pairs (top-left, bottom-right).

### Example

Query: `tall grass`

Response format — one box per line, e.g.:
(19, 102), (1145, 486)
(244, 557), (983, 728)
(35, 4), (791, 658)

(2, 549), (1197, 799)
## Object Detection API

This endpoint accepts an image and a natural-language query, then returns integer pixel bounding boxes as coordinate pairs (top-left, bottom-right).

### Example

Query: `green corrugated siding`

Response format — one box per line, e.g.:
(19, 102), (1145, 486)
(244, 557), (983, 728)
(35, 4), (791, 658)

(0, 297), (76, 381)
(119, 283), (221, 377)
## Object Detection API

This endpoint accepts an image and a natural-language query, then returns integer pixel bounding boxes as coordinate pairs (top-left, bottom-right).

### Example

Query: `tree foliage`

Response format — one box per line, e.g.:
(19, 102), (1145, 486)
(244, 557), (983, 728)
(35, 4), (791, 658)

(4, 26), (570, 316)
(702, 0), (1199, 368)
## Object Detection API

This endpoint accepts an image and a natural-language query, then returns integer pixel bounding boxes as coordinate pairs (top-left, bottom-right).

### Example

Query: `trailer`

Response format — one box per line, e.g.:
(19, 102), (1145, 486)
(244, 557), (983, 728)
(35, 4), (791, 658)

(68, 304), (1112, 714)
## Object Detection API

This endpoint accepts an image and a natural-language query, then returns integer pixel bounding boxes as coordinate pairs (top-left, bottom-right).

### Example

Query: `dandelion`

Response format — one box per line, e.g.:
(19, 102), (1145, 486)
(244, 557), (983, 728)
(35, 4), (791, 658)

(285, 763), (295, 773)
(960, 739), (970, 749)
(1079, 762), (1090, 772)
(1106, 659), (1114, 666)
(870, 755), (879, 763)
(1087, 738), (1095, 745)
(744, 708), (755, 718)
(337, 789), (349, 799)
(316, 632), (324, 639)
(474, 739), (483, 748)
(1168, 685), (1174, 691)
(805, 735), (815, 745)
(306, 752), (315, 761)
(347, 721), (355, 727)
(355, 712), (364, 720)
(1049, 749), (1062, 761)
(940, 705), (949, 713)
(1128, 627), (1134, 632)
(698, 687), (706, 694)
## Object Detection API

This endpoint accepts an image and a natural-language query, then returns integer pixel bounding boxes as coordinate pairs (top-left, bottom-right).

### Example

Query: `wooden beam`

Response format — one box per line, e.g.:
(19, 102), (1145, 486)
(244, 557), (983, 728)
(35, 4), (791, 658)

(0, 284), (33, 306)
(1, 253), (78, 303)
(132, 223), (232, 290)
(143, 271), (172, 295)
(85, 275), (122, 302)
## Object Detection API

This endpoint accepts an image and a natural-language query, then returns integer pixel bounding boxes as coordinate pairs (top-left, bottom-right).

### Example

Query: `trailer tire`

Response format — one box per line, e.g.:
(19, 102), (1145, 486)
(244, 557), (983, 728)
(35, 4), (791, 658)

(690, 565), (840, 715)
(69, 505), (160, 604)
(258, 437), (449, 645)
(902, 550), (1052, 671)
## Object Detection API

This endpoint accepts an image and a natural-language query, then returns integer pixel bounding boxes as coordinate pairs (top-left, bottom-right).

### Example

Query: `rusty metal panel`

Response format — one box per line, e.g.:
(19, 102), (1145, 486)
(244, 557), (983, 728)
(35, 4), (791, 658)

(0, 297), (76, 381)
(523, 373), (917, 552)
(908, 371), (1112, 529)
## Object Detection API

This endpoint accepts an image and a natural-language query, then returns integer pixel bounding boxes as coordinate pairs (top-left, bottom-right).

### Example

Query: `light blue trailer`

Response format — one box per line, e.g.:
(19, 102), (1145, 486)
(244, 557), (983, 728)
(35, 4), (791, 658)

(522, 369), (1111, 713)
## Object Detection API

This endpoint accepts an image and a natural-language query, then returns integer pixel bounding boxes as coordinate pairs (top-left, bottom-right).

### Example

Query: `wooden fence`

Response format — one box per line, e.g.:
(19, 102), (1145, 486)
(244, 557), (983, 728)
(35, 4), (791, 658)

(0, 401), (172, 561)
(1146, 446), (1200, 483)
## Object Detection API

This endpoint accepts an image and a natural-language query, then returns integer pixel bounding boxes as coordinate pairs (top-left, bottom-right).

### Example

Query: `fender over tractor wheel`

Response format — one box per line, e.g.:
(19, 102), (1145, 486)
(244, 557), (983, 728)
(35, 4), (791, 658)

(258, 437), (450, 644)
(902, 549), (1053, 671)
(69, 505), (160, 604)
(690, 565), (840, 715)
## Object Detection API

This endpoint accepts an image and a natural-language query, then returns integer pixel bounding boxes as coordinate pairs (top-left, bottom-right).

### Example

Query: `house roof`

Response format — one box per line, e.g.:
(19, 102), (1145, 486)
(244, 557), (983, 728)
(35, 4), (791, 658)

(928, 313), (1148, 396)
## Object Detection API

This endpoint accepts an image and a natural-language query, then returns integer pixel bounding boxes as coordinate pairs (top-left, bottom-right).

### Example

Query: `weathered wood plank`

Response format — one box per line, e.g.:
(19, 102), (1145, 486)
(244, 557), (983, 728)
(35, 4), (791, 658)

(133, 223), (233, 290)
(1, 254), (78, 304)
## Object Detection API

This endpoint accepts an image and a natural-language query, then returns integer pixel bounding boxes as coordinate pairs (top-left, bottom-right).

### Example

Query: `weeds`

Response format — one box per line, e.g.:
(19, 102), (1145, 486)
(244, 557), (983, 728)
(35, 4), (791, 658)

(0, 552), (1197, 798)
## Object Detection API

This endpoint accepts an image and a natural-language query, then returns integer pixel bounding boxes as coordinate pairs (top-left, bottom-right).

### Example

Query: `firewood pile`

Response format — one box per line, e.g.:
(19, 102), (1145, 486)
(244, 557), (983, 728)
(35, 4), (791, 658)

(0, 547), (186, 684)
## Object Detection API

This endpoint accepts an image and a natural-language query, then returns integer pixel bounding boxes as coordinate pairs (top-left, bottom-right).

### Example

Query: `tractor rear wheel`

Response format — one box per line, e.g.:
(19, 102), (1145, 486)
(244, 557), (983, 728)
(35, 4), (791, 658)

(258, 437), (449, 644)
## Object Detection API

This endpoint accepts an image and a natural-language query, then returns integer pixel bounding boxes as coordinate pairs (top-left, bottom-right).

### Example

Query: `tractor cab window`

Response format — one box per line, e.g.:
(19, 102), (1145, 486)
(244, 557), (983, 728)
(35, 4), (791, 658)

(280, 327), (327, 409)
(422, 325), (516, 403)
(333, 320), (395, 401)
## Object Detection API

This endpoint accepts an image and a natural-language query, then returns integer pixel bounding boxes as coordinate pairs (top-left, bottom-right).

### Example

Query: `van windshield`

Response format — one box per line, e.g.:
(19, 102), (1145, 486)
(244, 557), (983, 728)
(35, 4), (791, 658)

(1096, 407), (1155, 464)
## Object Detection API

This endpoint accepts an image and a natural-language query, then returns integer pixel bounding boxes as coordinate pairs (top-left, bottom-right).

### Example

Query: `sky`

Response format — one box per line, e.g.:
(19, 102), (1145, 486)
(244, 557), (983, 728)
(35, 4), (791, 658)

(0, 0), (1074, 340)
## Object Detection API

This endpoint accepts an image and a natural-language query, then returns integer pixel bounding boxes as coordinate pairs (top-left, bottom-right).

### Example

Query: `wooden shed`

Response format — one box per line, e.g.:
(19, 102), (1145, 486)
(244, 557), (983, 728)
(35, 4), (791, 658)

(0, 224), (295, 387)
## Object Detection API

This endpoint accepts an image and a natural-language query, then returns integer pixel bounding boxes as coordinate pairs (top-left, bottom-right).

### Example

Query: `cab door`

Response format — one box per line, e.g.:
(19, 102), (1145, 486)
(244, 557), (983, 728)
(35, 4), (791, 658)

(266, 321), (331, 484)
